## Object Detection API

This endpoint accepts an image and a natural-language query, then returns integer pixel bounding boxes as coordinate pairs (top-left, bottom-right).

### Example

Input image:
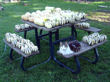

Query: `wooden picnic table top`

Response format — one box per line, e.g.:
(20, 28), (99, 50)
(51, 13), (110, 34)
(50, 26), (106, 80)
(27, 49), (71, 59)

(22, 20), (72, 31)
(57, 40), (107, 58)
(22, 19), (87, 32)
(4, 39), (39, 58)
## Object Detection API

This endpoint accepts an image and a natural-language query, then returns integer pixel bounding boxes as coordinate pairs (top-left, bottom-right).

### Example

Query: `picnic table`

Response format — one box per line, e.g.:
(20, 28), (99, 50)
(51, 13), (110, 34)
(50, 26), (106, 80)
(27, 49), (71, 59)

(20, 19), (105, 74)
(3, 5), (107, 73)
(4, 16), (106, 73)
(4, 15), (106, 74)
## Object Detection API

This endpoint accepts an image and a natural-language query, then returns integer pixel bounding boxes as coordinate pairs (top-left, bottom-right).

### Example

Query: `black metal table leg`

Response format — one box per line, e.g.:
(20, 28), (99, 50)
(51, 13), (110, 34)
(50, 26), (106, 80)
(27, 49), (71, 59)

(40, 30), (43, 35)
(88, 31), (91, 35)
(92, 48), (99, 64)
(71, 25), (77, 40)
(74, 56), (80, 73)
(55, 29), (59, 41)
(35, 28), (40, 50)
(79, 48), (99, 64)
(24, 31), (27, 39)
(20, 56), (26, 71)
(10, 49), (13, 60)
(49, 32), (55, 59)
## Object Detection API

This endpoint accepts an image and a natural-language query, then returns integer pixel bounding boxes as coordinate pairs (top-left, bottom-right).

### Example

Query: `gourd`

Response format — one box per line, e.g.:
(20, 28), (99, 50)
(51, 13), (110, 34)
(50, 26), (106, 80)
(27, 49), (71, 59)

(15, 24), (31, 31)
(82, 33), (107, 46)
(75, 22), (90, 29)
(21, 6), (86, 28)
(5, 33), (38, 55)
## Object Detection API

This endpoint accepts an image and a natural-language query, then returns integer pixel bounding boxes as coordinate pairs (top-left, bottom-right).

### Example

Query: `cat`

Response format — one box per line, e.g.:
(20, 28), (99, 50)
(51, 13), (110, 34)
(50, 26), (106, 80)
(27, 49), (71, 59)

(58, 42), (73, 56)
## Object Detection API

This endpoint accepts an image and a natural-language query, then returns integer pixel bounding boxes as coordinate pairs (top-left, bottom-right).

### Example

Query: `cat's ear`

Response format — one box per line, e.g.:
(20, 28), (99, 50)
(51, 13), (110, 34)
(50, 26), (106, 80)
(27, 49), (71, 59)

(60, 42), (63, 46)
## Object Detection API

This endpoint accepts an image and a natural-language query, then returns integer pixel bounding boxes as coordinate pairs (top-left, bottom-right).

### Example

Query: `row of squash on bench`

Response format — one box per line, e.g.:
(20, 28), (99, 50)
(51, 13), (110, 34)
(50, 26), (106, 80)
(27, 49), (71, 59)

(15, 22), (90, 31)
(5, 32), (107, 56)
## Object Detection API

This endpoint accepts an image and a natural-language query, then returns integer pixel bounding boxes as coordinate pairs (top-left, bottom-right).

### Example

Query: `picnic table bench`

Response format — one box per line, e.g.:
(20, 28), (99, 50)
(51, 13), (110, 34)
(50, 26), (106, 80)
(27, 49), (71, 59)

(4, 39), (39, 58)
(75, 27), (101, 33)
(4, 38), (40, 71)
(57, 40), (107, 58)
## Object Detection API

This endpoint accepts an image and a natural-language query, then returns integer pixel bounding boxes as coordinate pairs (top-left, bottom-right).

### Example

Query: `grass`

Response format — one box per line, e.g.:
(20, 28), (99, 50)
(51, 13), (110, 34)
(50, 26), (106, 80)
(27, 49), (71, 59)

(0, 0), (110, 81)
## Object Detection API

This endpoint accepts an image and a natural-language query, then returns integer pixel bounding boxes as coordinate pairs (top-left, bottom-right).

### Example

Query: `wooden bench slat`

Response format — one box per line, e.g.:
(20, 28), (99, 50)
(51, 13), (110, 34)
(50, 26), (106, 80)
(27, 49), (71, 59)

(76, 27), (101, 32)
(4, 39), (39, 58)
(57, 40), (107, 58)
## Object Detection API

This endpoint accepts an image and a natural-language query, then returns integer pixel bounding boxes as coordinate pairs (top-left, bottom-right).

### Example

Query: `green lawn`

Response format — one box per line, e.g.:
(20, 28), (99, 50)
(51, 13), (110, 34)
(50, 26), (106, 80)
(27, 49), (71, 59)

(0, 0), (110, 81)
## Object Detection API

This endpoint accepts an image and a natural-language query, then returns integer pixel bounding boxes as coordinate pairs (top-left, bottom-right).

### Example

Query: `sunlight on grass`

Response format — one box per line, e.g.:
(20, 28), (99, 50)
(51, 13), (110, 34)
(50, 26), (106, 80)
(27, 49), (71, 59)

(88, 12), (110, 23)
(32, 3), (41, 6)
(23, 1), (29, 3)
(93, 1), (105, 4)
(32, 7), (43, 10)
(65, 1), (75, 3)
(11, 14), (21, 18)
